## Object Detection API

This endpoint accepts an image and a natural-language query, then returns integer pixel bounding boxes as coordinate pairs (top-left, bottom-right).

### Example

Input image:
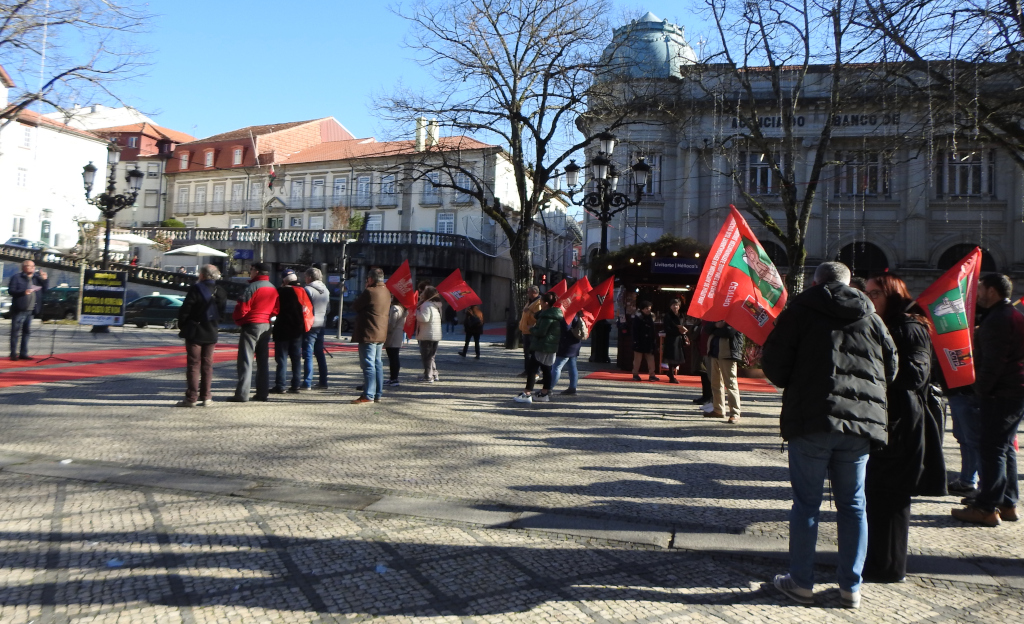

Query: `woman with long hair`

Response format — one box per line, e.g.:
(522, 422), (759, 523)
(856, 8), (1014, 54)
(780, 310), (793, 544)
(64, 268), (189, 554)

(862, 273), (946, 583)
(514, 292), (563, 404)
(460, 304), (484, 358)
(415, 286), (443, 382)
(384, 296), (407, 386)
(663, 297), (688, 383)
(631, 301), (658, 381)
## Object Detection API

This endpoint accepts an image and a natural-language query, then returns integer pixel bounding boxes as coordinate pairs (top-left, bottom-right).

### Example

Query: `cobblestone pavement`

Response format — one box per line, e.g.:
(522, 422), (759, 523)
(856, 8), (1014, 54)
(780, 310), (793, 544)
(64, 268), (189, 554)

(0, 324), (1022, 621)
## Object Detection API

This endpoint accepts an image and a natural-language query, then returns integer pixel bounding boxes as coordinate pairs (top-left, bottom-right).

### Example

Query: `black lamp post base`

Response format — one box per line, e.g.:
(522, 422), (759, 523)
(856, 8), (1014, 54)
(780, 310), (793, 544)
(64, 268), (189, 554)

(90, 325), (110, 334)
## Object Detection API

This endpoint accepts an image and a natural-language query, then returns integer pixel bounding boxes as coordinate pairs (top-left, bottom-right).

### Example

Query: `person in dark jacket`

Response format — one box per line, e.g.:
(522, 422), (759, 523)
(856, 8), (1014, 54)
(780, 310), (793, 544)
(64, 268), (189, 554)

(515, 292), (562, 404)
(551, 310), (584, 395)
(175, 264), (227, 407)
(460, 304), (484, 358)
(952, 273), (1024, 526)
(709, 321), (744, 422)
(663, 298), (688, 384)
(692, 320), (714, 405)
(271, 271), (309, 395)
(302, 267), (330, 389)
(863, 273), (946, 583)
(631, 301), (658, 381)
(351, 267), (391, 404)
(762, 262), (897, 610)
(8, 259), (47, 361)
(444, 304), (458, 334)
(229, 262), (279, 402)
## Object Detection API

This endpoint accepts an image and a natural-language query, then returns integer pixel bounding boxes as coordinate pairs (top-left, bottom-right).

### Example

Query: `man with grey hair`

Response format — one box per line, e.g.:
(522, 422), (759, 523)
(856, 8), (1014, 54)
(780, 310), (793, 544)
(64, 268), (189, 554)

(762, 261), (897, 609)
(175, 264), (227, 407)
(350, 267), (390, 403)
(302, 266), (330, 389)
(517, 285), (542, 376)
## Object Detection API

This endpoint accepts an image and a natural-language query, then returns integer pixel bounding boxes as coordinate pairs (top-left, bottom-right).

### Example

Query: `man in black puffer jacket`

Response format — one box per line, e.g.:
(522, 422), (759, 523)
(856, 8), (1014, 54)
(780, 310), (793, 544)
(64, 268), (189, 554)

(762, 261), (897, 609)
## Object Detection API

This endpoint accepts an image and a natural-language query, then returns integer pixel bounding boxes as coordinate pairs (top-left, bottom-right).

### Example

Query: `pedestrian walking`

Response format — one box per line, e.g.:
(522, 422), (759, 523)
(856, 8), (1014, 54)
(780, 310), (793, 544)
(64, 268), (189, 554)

(691, 319), (713, 405)
(952, 273), (1024, 526)
(8, 259), (47, 361)
(551, 310), (585, 395)
(460, 304), (484, 358)
(863, 273), (947, 583)
(514, 292), (562, 403)
(416, 286), (443, 382)
(444, 305), (458, 334)
(517, 286), (542, 376)
(708, 321), (744, 423)
(351, 267), (390, 404)
(762, 261), (897, 609)
(663, 298), (688, 384)
(271, 271), (310, 395)
(384, 297), (407, 386)
(229, 263), (279, 403)
(631, 301), (658, 381)
(175, 264), (227, 407)
(946, 385), (981, 496)
(302, 267), (330, 390)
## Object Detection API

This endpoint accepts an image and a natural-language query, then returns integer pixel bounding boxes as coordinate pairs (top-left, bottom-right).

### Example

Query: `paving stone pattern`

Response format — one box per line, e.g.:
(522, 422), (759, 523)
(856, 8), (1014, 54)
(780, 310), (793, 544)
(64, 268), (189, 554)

(0, 325), (1022, 620)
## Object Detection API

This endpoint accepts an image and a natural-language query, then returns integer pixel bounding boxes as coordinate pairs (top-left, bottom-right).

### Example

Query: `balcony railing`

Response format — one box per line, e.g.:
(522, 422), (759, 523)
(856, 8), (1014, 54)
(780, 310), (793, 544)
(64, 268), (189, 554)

(173, 189), (478, 215)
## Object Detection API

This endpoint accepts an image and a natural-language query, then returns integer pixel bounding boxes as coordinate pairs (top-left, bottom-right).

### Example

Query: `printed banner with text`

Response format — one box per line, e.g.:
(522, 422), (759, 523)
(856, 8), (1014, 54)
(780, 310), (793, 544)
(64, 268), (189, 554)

(80, 270), (127, 326)
(917, 247), (982, 389)
(686, 206), (787, 345)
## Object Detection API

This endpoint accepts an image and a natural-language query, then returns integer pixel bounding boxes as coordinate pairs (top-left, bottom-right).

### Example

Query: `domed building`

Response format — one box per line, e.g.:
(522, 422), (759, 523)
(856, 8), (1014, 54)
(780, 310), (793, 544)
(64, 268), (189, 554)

(581, 13), (1019, 293)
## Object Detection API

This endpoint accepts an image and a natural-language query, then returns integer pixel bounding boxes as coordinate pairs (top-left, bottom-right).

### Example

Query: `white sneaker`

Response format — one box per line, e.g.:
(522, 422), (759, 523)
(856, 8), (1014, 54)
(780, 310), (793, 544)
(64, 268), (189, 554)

(701, 402), (716, 413)
(514, 392), (533, 404)
(840, 589), (860, 609)
(418, 376), (434, 383)
(534, 393), (550, 402)
(773, 574), (813, 605)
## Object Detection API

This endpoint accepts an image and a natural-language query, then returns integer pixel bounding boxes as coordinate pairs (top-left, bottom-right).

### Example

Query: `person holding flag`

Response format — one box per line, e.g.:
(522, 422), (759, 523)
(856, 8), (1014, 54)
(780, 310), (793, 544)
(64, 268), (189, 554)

(384, 296), (408, 387)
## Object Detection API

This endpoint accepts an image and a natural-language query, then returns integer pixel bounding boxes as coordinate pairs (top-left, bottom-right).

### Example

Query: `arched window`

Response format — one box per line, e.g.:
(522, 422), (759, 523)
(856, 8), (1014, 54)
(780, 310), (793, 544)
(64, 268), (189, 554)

(937, 244), (997, 273)
(760, 240), (788, 267)
(836, 242), (889, 277)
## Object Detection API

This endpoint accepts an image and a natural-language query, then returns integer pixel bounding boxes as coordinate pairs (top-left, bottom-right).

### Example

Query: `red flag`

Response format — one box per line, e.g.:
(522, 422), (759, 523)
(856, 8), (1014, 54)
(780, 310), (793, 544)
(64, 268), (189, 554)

(579, 276), (614, 330)
(386, 260), (417, 309)
(549, 279), (568, 300)
(403, 290), (419, 338)
(560, 277), (592, 320)
(918, 247), (982, 389)
(436, 269), (482, 312)
(686, 205), (788, 345)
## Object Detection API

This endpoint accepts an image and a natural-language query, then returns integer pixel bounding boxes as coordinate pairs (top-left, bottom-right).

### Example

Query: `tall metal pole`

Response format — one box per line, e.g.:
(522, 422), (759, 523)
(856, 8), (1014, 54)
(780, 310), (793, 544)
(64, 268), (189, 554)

(335, 240), (348, 340)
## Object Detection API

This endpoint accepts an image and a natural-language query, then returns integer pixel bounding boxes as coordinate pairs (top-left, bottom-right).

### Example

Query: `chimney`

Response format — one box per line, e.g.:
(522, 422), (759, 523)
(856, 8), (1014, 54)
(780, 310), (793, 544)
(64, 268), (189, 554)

(415, 116), (428, 152)
(427, 119), (440, 147)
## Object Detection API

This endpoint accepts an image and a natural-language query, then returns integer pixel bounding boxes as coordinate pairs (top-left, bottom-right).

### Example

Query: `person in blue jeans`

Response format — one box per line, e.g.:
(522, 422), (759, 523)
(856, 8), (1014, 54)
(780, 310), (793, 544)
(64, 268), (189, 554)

(8, 259), (47, 361)
(551, 310), (584, 395)
(350, 268), (390, 403)
(762, 262), (897, 609)
(947, 390), (980, 494)
(302, 268), (330, 389)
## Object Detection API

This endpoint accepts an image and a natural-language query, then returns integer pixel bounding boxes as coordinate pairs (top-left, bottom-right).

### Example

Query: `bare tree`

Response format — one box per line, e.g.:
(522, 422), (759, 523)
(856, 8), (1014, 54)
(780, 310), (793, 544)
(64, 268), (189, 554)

(694, 0), (910, 292)
(379, 0), (663, 309)
(0, 0), (150, 130)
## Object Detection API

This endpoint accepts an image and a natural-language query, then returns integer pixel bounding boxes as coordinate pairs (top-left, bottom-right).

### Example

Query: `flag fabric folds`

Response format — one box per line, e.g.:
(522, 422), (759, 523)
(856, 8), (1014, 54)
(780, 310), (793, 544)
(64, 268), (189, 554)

(549, 279), (568, 300)
(560, 277), (592, 320)
(403, 290), (419, 338)
(436, 269), (482, 312)
(579, 276), (615, 331)
(917, 247), (982, 389)
(686, 205), (788, 345)
(386, 260), (417, 309)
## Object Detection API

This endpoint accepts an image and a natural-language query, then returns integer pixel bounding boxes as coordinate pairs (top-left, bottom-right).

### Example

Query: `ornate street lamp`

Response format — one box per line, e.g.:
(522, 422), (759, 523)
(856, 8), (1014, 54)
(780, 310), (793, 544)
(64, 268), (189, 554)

(82, 142), (145, 269)
(563, 132), (650, 256)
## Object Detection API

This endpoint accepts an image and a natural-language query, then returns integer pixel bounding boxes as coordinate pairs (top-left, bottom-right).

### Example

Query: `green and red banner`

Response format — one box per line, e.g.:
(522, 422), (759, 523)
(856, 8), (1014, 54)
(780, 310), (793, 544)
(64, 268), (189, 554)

(686, 205), (787, 345)
(437, 269), (482, 312)
(917, 247), (982, 389)
(579, 276), (615, 331)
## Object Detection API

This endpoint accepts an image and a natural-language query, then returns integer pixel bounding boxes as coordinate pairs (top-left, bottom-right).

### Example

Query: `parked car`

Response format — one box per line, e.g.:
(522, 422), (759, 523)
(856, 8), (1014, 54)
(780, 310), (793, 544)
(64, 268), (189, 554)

(0, 286), (9, 316)
(124, 294), (185, 328)
(1, 286), (78, 320)
(3, 237), (59, 252)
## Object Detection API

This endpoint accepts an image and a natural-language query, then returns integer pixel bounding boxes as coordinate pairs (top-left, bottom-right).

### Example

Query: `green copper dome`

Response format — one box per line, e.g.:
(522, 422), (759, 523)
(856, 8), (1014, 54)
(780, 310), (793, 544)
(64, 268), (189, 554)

(600, 12), (697, 80)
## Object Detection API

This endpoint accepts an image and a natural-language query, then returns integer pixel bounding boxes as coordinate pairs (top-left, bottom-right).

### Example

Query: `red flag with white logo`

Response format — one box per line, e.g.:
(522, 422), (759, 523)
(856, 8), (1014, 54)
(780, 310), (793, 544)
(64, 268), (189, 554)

(403, 290), (419, 338)
(560, 277), (592, 320)
(579, 276), (614, 331)
(437, 269), (482, 312)
(386, 260), (417, 309)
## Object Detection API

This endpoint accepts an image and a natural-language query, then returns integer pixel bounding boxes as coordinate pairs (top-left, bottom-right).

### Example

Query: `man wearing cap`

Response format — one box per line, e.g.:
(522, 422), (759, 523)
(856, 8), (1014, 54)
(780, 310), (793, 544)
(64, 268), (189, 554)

(229, 262), (279, 402)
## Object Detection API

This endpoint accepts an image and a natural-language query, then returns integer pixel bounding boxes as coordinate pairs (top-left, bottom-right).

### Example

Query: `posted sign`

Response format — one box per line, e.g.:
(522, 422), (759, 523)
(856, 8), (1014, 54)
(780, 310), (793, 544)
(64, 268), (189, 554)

(80, 270), (127, 326)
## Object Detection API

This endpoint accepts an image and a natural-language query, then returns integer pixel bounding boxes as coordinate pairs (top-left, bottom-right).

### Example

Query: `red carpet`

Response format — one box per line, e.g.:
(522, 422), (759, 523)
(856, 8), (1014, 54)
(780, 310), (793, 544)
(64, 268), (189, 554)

(583, 370), (777, 393)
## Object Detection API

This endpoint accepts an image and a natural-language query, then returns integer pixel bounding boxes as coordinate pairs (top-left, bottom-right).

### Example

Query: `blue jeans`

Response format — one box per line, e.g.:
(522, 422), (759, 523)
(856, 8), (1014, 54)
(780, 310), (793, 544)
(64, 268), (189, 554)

(274, 338), (301, 390)
(787, 431), (870, 593)
(9, 310), (33, 358)
(975, 396), (1024, 511)
(302, 327), (327, 388)
(358, 342), (384, 400)
(948, 394), (981, 486)
(551, 355), (578, 390)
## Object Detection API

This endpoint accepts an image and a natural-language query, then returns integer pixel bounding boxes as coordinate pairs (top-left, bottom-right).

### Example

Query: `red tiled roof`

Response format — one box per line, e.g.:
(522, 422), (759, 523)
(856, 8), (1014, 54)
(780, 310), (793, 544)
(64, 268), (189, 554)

(0, 107), (105, 141)
(281, 136), (496, 164)
(188, 119), (323, 143)
(91, 122), (194, 144)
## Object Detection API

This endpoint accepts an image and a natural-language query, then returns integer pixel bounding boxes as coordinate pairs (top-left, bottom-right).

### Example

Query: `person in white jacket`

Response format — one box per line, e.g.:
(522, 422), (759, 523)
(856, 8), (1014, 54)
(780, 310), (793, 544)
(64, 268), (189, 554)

(416, 286), (444, 382)
(384, 298), (408, 386)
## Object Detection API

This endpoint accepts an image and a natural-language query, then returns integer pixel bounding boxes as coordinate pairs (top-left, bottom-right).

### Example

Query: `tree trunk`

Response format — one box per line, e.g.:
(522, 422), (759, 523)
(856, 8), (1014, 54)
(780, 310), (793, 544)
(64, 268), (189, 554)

(786, 242), (806, 295)
(510, 234), (534, 313)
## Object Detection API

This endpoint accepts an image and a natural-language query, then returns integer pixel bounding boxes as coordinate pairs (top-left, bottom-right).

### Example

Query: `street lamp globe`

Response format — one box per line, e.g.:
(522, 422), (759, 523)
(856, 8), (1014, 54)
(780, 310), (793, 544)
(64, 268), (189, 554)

(590, 153), (610, 183)
(82, 162), (98, 193)
(608, 164), (620, 191)
(596, 131), (617, 155)
(564, 160), (581, 188)
(632, 156), (651, 191)
(106, 143), (122, 166)
(127, 167), (145, 192)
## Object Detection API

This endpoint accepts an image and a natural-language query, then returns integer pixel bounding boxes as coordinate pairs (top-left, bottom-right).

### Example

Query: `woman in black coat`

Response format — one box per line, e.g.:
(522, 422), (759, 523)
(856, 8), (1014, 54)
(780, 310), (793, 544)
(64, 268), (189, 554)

(631, 301), (658, 381)
(863, 273), (946, 583)
(663, 298), (688, 384)
(176, 264), (227, 407)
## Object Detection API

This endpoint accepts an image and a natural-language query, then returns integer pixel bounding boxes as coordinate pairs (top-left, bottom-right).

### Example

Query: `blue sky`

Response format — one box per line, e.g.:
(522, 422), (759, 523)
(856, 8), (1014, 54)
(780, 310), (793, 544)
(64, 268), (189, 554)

(124, 1), (699, 141)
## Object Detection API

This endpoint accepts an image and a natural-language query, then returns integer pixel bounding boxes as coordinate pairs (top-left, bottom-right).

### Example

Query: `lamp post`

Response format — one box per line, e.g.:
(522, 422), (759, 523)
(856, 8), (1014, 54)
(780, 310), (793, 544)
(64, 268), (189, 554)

(82, 142), (145, 269)
(563, 132), (650, 256)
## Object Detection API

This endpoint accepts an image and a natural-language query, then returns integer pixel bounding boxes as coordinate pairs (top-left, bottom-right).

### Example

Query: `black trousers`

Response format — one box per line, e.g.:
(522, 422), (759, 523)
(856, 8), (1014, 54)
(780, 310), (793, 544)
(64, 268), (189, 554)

(699, 371), (712, 398)
(525, 352), (552, 392)
(522, 334), (532, 371)
(864, 489), (911, 582)
(462, 333), (480, 356)
(385, 347), (401, 381)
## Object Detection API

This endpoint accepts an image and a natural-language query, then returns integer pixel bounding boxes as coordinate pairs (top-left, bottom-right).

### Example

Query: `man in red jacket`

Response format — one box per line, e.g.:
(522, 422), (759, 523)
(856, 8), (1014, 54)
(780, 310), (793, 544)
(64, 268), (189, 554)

(229, 262), (279, 402)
